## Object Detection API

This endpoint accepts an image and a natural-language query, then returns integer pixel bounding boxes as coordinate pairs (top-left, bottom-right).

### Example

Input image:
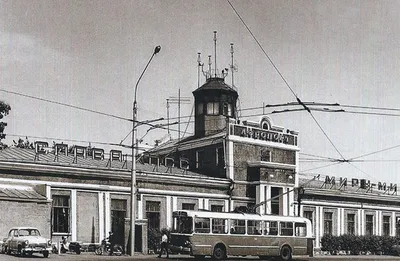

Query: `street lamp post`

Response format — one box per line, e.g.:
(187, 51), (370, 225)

(130, 45), (161, 256)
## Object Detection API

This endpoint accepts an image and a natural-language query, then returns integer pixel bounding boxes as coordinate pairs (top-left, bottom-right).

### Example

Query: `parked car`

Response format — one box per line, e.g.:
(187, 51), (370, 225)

(392, 244), (400, 256)
(0, 238), (5, 254)
(4, 227), (52, 257)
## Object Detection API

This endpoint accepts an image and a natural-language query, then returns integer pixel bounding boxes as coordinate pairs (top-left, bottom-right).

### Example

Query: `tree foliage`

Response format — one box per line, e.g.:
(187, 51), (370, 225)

(0, 101), (11, 148)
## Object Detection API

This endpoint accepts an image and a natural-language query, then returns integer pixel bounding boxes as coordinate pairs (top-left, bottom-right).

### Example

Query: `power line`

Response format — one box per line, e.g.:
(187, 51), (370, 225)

(0, 89), (131, 122)
(0, 89), (182, 133)
(227, 1), (346, 162)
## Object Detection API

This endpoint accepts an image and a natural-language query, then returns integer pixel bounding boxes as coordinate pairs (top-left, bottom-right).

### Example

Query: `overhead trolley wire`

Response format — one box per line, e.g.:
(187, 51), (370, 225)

(227, 0), (346, 162)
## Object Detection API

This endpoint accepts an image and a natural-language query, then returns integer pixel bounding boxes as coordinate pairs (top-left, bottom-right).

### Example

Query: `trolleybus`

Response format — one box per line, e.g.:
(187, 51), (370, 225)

(169, 210), (313, 260)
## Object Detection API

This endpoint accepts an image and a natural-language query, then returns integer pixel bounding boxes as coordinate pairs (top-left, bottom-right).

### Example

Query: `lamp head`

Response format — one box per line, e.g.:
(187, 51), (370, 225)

(154, 45), (161, 54)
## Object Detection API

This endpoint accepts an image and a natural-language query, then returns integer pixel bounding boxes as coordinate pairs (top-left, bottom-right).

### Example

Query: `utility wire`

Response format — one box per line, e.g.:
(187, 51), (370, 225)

(227, 0), (346, 161)
(0, 89), (131, 122)
(0, 89), (181, 133)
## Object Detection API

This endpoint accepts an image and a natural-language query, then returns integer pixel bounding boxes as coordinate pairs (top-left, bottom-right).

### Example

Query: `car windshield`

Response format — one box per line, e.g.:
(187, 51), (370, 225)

(18, 229), (41, 236)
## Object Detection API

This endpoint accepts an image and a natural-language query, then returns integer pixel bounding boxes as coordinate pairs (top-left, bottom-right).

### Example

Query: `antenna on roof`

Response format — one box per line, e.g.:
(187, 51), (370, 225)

(230, 43), (235, 87)
(208, 55), (212, 78)
(197, 52), (203, 88)
(214, 31), (217, 78)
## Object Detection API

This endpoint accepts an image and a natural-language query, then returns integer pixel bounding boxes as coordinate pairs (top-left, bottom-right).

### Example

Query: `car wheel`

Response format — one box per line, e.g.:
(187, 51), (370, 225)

(43, 251), (49, 258)
(17, 245), (25, 257)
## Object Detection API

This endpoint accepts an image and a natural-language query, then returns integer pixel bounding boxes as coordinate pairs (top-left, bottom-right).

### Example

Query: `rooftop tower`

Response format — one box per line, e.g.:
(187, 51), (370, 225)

(193, 31), (239, 137)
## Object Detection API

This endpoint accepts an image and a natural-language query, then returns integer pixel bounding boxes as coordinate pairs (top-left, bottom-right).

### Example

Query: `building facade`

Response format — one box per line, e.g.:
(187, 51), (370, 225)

(1, 39), (399, 255)
(297, 176), (400, 251)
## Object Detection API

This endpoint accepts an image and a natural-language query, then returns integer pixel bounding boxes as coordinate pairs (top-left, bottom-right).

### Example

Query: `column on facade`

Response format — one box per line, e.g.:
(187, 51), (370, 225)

(319, 206), (323, 246)
(392, 212), (396, 236)
(337, 208), (341, 235)
(227, 140), (234, 180)
(104, 192), (111, 237)
(315, 206), (320, 249)
(341, 208), (345, 235)
(71, 189), (77, 241)
(98, 192), (104, 243)
(256, 184), (266, 215)
(360, 209), (365, 235)
(282, 187), (288, 216)
(138, 194), (144, 219)
(288, 189), (295, 216)
(357, 209), (363, 236)
(376, 210), (380, 236)
(166, 196), (172, 228)
(265, 185), (271, 215)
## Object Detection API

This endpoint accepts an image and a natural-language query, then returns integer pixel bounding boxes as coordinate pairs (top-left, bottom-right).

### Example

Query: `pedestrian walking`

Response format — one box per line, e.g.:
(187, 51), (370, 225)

(158, 231), (169, 258)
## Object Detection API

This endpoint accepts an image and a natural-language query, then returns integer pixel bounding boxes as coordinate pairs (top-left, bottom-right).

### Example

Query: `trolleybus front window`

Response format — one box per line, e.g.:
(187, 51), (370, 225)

(173, 216), (193, 234)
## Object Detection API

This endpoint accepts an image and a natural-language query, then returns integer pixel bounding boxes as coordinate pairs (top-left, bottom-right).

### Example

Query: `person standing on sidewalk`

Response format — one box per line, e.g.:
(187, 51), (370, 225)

(158, 231), (169, 258)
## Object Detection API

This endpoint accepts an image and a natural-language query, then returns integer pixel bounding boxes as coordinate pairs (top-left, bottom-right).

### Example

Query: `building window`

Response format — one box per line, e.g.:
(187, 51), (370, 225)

(216, 147), (224, 168)
(146, 201), (161, 231)
(182, 203), (195, 210)
(52, 195), (70, 233)
(303, 211), (313, 226)
(383, 215), (391, 236)
(211, 205), (223, 212)
(261, 149), (271, 162)
(196, 150), (205, 169)
(223, 102), (233, 117)
(324, 212), (333, 235)
(347, 213), (355, 235)
(366, 214), (374, 236)
(197, 103), (203, 115)
(206, 102), (219, 115)
(271, 187), (281, 215)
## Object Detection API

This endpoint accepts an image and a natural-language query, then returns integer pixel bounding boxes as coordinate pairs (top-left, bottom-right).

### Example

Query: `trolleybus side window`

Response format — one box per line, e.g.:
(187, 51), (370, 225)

(195, 217), (210, 233)
(264, 221), (278, 235)
(295, 222), (307, 237)
(247, 220), (262, 235)
(280, 222), (294, 236)
(230, 219), (246, 234)
(212, 218), (228, 234)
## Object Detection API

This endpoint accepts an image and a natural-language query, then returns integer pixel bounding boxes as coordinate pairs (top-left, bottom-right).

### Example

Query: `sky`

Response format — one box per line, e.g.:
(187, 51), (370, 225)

(1, 0), (400, 185)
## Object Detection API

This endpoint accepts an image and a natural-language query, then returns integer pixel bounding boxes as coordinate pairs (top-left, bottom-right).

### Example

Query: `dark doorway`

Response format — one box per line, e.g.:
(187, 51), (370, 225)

(135, 225), (142, 252)
(111, 199), (127, 246)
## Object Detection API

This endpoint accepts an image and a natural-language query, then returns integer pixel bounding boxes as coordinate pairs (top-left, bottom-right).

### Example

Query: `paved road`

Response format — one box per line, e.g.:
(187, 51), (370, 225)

(2, 253), (400, 261)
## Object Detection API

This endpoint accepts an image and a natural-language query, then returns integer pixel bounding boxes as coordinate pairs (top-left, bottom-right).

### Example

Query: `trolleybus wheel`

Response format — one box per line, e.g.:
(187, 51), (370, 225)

(280, 245), (292, 261)
(213, 245), (226, 260)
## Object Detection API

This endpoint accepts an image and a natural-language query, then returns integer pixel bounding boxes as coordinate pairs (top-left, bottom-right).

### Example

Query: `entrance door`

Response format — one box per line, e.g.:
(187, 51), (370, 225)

(111, 199), (127, 246)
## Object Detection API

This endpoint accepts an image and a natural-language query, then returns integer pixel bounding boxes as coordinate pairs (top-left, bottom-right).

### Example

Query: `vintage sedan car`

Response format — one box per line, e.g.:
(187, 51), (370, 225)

(4, 227), (52, 257)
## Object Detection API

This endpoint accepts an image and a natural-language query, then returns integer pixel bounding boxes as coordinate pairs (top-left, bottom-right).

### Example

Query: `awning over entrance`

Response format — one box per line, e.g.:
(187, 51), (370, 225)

(0, 183), (48, 202)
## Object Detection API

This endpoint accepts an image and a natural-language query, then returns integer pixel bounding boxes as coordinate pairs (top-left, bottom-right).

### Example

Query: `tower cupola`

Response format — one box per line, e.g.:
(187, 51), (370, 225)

(193, 76), (238, 137)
